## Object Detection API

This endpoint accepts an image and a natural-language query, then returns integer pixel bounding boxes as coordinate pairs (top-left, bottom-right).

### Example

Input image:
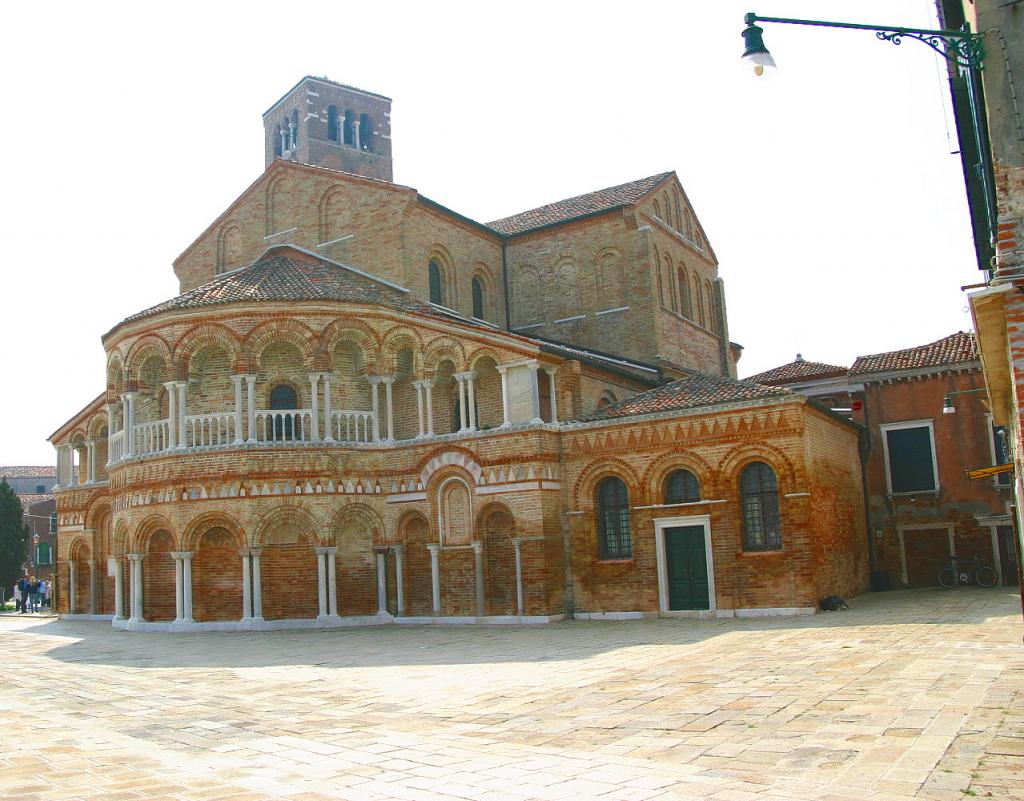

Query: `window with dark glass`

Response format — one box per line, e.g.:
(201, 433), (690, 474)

(883, 424), (936, 493)
(35, 484), (45, 493)
(269, 384), (299, 440)
(327, 105), (339, 142)
(741, 462), (781, 551)
(359, 113), (372, 151)
(597, 476), (632, 559)
(49, 512), (57, 533)
(343, 110), (355, 146)
(429, 260), (444, 305)
(472, 276), (485, 319)
(664, 469), (700, 505)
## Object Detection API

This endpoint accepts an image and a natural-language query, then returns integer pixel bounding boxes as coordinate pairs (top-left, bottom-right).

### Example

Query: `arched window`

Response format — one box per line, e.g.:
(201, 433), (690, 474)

(653, 199), (662, 220)
(290, 110), (299, 149)
(706, 280), (716, 333)
(343, 110), (355, 146)
(664, 469), (700, 505)
(677, 266), (691, 318)
(273, 126), (282, 157)
(596, 476), (631, 559)
(472, 276), (485, 319)
(327, 106), (339, 142)
(429, 260), (444, 305)
(741, 462), (782, 551)
(269, 384), (298, 441)
(359, 113), (372, 151)
(694, 276), (704, 327)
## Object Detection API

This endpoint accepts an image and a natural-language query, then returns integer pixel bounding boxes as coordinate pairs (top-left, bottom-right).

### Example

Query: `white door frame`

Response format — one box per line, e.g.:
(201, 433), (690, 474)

(654, 515), (715, 614)
(895, 523), (954, 586)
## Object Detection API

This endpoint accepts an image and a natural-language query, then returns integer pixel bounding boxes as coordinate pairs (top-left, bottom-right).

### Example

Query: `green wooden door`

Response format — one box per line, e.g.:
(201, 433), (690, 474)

(666, 526), (710, 610)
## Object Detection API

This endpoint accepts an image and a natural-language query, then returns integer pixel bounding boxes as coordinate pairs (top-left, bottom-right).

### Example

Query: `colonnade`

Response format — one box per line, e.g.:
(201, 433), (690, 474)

(94, 358), (559, 467)
(98, 536), (545, 624)
(55, 439), (101, 487)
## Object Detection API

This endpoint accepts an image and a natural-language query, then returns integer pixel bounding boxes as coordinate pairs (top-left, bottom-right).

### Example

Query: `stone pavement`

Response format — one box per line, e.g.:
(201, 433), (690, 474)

(1, 588), (1022, 801)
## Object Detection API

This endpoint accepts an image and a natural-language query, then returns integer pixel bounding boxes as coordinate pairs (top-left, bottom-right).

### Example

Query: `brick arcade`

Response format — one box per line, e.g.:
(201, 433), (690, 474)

(49, 76), (869, 630)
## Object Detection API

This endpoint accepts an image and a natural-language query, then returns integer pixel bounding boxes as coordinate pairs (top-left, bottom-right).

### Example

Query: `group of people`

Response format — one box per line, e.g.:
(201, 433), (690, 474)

(12, 576), (49, 613)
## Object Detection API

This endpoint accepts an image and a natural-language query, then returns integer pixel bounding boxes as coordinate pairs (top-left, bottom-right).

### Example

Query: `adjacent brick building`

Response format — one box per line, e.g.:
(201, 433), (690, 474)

(49, 77), (868, 630)
(750, 332), (1018, 589)
(1, 466), (57, 582)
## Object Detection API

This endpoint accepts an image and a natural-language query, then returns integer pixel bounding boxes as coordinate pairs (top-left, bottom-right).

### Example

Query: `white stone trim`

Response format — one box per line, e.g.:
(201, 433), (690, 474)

(595, 306), (629, 316)
(573, 611), (653, 620)
(653, 515), (715, 614)
(895, 522), (955, 586)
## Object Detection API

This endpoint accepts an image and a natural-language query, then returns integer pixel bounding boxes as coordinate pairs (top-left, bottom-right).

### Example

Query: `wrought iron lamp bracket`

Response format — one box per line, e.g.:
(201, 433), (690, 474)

(745, 14), (985, 72)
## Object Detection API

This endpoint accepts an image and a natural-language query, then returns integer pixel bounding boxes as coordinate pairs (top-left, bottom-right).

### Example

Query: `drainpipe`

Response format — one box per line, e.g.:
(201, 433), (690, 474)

(501, 237), (512, 331)
(857, 391), (879, 586)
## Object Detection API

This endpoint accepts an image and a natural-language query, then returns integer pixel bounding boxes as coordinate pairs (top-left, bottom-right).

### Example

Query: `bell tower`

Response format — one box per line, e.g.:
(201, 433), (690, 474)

(262, 76), (393, 182)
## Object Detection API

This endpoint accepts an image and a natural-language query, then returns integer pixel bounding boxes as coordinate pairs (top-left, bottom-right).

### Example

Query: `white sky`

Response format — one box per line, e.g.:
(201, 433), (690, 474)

(0, 0), (979, 465)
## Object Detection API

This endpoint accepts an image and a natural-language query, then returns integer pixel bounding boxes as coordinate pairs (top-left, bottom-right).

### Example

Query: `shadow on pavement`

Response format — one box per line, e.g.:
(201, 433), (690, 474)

(13, 587), (1021, 671)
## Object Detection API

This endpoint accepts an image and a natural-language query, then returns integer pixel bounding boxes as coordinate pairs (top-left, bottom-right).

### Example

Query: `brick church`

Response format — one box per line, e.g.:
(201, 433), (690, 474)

(50, 77), (868, 629)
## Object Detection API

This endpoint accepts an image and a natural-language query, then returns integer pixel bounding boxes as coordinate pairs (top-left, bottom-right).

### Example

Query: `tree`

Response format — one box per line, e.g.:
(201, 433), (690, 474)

(0, 478), (29, 591)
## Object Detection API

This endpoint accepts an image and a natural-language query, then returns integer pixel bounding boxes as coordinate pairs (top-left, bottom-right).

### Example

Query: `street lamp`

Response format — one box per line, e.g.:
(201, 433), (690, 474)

(740, 12), (996, 258)
(942, 387), (988, 414)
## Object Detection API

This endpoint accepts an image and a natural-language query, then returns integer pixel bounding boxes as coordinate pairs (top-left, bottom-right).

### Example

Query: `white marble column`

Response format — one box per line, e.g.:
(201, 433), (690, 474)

(472, 541), (485, 618)
(513, 540), (524, 617)
(175, 382), (187, 447)
(424, 379), (435, 435)
(122, 392), (136, 457)
(322, 373), (335, 442)
(326, 547), (338, 616)
(394, 544), (406, 616)
(464, 372), (478, 431)
(106, 404), (118, 466)
(382, 376), (395, 441)
(455, 373), (469, 432)
(113, 558), (125, 621)
(368, 376), (382, 441)
(164, 381), (178, 449)
(89, 559), (98, 615)
(251, 548), (264, 620)
(529, 364), (543, 424)
(412, 380), (426, 437)
(85, 440), (96, 483)
(172, 554), (185, 621)
(128, 553), (145, 622)
(315, 546), (328, 619)
(240, 548), (252, 620)
(308, 373), (321, 442)
(497, 366), (511, 427)
(182, 552), (194, 622)
(543, 367), (558, 423)
(427, 543), (441, 616)
(231, 375), (245, 444)
(375, 548), (388, 614)
(245, 375), (257, 443)
(69, 561), (78, 614)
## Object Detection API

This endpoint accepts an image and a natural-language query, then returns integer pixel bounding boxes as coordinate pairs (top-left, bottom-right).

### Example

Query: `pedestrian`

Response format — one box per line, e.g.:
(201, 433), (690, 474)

(29, 577), (41, 613)
(41, 579), (50, 609)
(17, 576), (30, 614)
(12, 582), (21, 612)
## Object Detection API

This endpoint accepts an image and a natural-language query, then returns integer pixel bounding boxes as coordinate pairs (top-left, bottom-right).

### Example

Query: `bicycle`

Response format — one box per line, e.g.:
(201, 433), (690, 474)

(937, 555), (998, 588)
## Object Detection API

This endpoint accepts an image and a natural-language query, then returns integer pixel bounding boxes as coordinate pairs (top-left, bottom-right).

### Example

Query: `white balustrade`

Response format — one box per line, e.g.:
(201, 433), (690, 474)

(134, 419), (170, 455)
(329, 410), (375, 443)
(184, 412), (237, 448)
(254, 409), (313, 443)
(108, 430), (125, 465)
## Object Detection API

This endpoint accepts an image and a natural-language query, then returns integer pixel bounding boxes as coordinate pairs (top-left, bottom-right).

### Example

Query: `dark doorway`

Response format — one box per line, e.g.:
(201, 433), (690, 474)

(997, 525), (1020, 587)
(903, 528), (950, 588)
(665, 526), (710, 610)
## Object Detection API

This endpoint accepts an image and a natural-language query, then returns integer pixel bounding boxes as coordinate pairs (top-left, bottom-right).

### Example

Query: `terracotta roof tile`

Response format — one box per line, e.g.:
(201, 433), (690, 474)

(746, 357), (848, 386)
(0, 466), (56, 478)
(850, 332), (978, 376)
(578, 371), (792, 421)
(18, 494), (54, 510)
(488, 172), (673, 235)
(118, 249), (439, 328)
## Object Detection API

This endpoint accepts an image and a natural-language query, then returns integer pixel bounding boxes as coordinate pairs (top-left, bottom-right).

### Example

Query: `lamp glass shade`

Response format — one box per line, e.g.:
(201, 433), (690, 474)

(942, 398), (956, 414)
(741, 23), (776, 75)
